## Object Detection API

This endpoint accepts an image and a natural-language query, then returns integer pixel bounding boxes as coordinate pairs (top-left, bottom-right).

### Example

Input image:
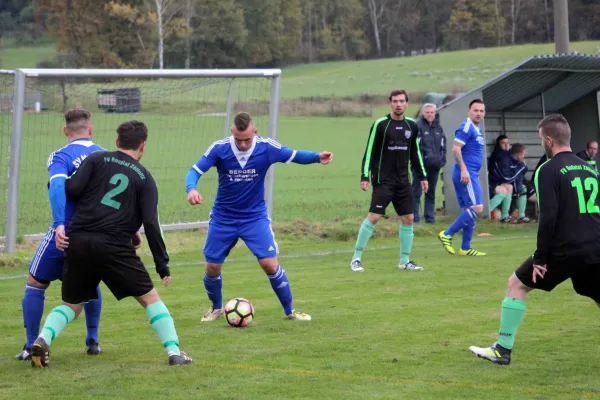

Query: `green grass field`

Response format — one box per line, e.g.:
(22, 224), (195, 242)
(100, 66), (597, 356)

(2, 225), (600, 399)
(1, 41), (600, 399)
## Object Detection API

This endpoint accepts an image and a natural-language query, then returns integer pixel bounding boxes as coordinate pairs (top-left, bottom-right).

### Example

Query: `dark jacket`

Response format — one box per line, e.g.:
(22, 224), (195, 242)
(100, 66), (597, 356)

(576, 150), (598, 170)
(361, 114), (427, 185)
(416, 116), (446, 170)
(488, 150), (527, 193)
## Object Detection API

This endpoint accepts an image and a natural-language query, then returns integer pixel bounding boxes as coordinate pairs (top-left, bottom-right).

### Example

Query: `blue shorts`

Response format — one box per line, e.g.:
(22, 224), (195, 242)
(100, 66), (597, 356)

(203, 217), (279, 264)
(29, 228), (65, 283)
(452, 166), (482, 209)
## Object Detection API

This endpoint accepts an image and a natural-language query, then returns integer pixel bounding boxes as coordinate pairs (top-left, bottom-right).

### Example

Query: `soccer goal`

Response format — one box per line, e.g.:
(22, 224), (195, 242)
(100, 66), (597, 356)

(0, 68), (281, 252)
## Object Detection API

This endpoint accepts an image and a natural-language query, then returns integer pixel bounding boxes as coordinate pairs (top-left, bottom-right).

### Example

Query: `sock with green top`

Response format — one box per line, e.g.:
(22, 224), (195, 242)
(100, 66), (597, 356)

(40, 305), (76, 346)
(353, 219), (375, 260)
(399, 224), (414, 265)
(498, 297), (526, 350)
(146, 301), (181, 356)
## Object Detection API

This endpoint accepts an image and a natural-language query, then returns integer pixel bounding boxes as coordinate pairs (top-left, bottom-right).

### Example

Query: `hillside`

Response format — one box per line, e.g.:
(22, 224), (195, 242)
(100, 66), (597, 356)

(1, 40), (599, 101)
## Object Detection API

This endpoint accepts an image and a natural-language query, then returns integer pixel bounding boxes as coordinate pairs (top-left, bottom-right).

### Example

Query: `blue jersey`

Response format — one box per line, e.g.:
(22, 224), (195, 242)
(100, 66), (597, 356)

(191, 136), (297, 222)
(47, 138), (105, 228)
(454, 118), (485, 172)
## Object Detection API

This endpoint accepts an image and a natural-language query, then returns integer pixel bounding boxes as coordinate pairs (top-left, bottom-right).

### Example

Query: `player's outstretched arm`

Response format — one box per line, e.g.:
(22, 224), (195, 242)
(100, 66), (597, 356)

(140, 174), (170, 281)
(289, 150), (333, 165)
(264, 138), (333, 166)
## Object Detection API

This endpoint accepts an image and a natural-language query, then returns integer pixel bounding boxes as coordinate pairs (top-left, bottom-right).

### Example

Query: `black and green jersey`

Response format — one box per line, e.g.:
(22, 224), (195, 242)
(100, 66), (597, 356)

(533, 151), (600, 265)
(66, 151), (170, 276)
(360, 114), (427, 185)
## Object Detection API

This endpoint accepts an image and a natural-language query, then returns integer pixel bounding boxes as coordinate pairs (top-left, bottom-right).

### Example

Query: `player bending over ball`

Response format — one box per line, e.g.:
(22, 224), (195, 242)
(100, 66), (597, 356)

(186, 112), (333, 322)
(31, 120), (192, 368)
(350, 89), (428, 272)
(17, 108), (106, 361)
(470, 114), (600, 365)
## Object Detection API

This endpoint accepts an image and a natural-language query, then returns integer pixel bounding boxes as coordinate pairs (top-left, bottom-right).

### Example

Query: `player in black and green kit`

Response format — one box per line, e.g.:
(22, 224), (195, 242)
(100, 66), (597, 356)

(350, 89), (428, 272)
(469, 114), (600, 365)
(31, 120), (192, 368)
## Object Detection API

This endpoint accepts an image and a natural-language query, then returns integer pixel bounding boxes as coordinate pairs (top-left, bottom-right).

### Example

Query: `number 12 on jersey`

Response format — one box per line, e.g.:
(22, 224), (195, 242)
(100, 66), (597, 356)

(571, 177), (600, 214)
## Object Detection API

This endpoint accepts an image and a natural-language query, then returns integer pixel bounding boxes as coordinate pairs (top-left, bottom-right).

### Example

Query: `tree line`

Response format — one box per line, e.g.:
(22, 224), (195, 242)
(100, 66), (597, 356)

(1, 0), (599, 69)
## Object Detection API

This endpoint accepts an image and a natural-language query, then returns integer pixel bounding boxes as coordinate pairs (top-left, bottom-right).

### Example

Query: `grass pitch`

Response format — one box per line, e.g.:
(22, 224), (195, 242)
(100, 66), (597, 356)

(1, 224), (600, 399)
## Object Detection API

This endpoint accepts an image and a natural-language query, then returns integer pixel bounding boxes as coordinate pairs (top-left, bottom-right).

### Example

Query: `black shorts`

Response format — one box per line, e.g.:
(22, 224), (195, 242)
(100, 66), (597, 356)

(369, 183), (413, 216)
(62, 233), (154, 304)
(515, 256), (600, 303)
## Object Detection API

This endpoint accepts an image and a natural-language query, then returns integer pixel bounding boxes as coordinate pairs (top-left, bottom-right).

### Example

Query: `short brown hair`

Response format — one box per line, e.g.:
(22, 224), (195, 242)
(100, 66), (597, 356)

(469, 99), (484, 109)
(537, 114), (571, 146)
(234, 112), (252, 131)
(510, 143), (526, 155)
(64, 108), (91, 133)
(117, 120), (148, 150)
(389, 89), (408, 102)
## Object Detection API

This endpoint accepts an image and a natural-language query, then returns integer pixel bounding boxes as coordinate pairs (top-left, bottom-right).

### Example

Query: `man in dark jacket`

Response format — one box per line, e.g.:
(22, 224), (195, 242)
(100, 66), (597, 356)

(576, 140), (598, 170)
(488, 143), (527, 222)
(412, 103), (446, 223)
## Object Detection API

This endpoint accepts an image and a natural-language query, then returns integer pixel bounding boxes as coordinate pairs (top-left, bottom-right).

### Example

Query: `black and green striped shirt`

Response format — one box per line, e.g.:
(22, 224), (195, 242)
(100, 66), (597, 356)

(360, 114), (426, 185)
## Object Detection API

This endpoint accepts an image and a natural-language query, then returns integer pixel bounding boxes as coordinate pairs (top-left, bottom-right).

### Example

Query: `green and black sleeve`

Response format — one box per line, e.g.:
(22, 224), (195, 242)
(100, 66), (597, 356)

(360, 117), (386, 183)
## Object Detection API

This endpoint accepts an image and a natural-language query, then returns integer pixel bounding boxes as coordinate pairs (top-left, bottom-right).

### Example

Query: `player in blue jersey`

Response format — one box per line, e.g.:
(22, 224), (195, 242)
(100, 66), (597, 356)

(186, 112), (333, 322)
(438, 99), (487, 256)
(16, 108), (109, 361)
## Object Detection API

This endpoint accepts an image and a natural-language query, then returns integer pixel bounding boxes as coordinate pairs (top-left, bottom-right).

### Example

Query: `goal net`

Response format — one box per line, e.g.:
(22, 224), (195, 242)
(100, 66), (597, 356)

(0, 69), (281, 251)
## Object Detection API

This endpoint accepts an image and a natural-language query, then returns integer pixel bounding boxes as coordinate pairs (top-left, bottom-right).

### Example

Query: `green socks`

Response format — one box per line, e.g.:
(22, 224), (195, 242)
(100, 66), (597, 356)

(41, 305), (76, 346)
(489, 193), (505, 211)
(399, 224), (414, 265)
(146, 301), (181, 356)
(490, 193), (516, 219)
(353, 219), (375, 260)
(516, 194), (527, 218)
(501, 194), (512, 219)
(498, 297), (526, 350)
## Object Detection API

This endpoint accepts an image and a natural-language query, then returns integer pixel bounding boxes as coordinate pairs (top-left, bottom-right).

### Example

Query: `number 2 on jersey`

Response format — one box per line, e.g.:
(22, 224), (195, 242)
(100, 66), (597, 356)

(571, 177), (600, 214)
(101, 173), (129, 210)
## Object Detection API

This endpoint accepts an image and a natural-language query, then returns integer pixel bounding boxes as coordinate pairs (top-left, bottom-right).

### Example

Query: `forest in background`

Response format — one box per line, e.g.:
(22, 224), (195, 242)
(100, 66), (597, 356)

(0, 0), (599, 69)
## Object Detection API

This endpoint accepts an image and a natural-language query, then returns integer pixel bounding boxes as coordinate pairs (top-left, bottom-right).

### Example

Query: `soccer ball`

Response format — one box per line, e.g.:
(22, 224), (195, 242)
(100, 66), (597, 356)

(224, 298), (255, 328)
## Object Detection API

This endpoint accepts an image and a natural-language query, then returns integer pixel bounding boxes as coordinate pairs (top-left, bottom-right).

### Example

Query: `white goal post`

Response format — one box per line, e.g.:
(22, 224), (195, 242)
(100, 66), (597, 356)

(1, 68), (282, 252)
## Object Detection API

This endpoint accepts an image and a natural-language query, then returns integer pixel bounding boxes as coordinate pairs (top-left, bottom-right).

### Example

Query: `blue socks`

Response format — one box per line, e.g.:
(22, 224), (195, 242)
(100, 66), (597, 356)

(204, 273), (223, 309)
(445, 209), (477, 250)
(205, 266), (294, 316)
(268, 265), (293, 315)
(445, 209), (474, 236)
(23, 284), (103, 348)
(461, 211), (476, 250)
(83, 286), (102, 344)
(22, 284), (45, 348)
